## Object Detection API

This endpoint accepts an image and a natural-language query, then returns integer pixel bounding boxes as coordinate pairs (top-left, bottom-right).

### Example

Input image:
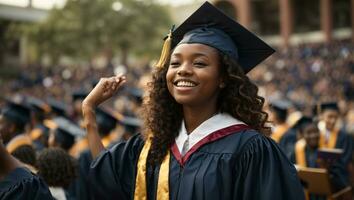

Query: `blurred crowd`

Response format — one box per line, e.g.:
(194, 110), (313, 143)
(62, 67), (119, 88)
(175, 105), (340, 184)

(0, 40), (353, 199)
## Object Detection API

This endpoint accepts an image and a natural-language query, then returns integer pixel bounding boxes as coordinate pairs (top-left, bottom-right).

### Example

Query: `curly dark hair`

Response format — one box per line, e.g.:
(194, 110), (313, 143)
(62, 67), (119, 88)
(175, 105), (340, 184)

(142, 51), (270, 165)
(37, 147), (78, 188)
(11, 145), (36, 167)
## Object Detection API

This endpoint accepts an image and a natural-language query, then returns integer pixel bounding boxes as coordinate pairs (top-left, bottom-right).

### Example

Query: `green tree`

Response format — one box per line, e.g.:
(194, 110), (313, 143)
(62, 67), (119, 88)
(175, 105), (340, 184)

(25, 0), (171, 65)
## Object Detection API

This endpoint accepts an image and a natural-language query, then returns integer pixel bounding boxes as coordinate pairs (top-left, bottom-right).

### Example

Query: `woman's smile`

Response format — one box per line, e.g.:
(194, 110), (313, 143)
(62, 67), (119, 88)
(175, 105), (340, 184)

(166, 43), (222, 106)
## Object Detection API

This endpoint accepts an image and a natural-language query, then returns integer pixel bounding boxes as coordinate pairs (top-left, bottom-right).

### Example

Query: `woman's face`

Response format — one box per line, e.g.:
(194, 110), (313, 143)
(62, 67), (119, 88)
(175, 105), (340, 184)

(321, 109), (339, 131)
(166, 43), (223, 106)
(303, 124), (320, 149)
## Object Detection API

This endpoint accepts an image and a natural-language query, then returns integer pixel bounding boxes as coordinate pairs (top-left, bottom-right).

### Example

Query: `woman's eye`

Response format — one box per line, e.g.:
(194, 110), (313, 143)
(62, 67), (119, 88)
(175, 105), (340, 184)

(194, 62), (207, 67)
(169, 62), (180, 67)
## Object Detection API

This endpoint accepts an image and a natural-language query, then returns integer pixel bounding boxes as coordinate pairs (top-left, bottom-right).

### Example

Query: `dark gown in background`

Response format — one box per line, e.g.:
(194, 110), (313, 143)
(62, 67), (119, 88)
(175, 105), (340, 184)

(89, 126), (305, 200)
(0, 167), (53, 200)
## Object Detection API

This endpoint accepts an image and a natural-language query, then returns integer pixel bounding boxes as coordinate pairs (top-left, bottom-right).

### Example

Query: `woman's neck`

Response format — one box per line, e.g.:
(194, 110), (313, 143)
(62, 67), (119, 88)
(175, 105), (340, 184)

(183, 104), (218, 134)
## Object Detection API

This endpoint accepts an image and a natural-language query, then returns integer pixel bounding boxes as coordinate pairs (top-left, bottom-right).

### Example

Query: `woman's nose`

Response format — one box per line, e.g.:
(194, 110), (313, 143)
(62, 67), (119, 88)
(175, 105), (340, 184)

(177, 63), (193, 76)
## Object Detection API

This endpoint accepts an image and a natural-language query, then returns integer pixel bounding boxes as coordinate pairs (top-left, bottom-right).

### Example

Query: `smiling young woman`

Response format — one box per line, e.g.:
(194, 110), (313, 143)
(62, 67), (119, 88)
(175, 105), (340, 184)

(83, 2), (305, 200)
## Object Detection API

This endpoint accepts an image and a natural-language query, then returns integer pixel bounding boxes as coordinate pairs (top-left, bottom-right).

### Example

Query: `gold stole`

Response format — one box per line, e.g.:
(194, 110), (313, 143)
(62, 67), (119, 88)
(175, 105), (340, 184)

(69, 138), (89, 158)
(319, 129), (338, 149)
(102, 135), (112, 148)
(295, 138), (307, 167)
(134, 137), (170, 200)
(271, 124), (289, 143)
(30, 128), (43, 140)
(6, 134), (33, 153)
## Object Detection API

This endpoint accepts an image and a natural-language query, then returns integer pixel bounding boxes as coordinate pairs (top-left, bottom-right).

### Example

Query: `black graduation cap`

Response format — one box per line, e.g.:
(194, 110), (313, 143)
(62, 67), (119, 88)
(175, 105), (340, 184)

(319, 102), (339, 112)
(72, 90), (89, 101)
(47, 98), (68, 117)
(292, 116), (313, 132)
(121, 116), (141, 135)
(50, 117), (85, 150)
(1, 100), (31, 126)
(125, 87), (143, 103)
(96, 106), (122, 136)
(26, 96), (51, 115)
(269, 100), (291, 121)
(156, 1), (275, 73)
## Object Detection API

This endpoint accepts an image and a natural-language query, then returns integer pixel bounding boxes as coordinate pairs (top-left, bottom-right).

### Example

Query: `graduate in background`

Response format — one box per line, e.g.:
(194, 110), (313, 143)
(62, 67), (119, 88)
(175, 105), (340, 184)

(317, 102), (353, 186)
(269, 99), (290, 143)
(82, 2), (304, 199)
(76, 106), (125, 200)
(27, 97), (51, 152)
(0, 121), (53, 199)
(37, 147), (77, 200)
(279, 114), (312, 163)
(294, 117), (351, 199)
(47, 117), (85, 153)
(0, 99), (37, 172)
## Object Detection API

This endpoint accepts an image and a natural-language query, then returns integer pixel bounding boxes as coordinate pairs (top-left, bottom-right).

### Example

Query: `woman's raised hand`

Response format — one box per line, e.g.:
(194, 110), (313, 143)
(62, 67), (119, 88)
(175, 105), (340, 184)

(83, 74), (126, 109)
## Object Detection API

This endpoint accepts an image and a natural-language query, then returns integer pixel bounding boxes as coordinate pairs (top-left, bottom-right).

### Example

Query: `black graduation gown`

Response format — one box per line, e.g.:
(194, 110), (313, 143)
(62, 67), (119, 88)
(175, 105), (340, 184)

(279, 128), (298, 162)
(0, 168), (53, 200)
(89, 128), (305, 200)
(329, 130), (353, 190)
(334, 130), (353, 166)
(76, 141), (121, 200)
(76, 149), (94, 200)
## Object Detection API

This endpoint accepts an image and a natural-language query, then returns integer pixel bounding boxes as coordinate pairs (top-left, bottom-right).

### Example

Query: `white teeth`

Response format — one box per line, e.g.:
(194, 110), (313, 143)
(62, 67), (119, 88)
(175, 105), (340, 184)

(176, 81), (196, 87)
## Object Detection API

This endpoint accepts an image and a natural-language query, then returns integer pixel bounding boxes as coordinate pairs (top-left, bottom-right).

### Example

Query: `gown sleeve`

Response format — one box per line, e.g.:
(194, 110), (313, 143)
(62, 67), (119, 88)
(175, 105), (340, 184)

(88, 134), (144, 199)
(0, 167), (53, 200)
(233, 134), (305, 200)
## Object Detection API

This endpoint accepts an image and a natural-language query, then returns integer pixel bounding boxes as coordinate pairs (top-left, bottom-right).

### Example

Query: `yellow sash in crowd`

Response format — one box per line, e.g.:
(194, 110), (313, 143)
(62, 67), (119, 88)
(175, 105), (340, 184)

(271, 124), (289, 143)
(319, 129), (338, 149)
(295, 138), (307, 167)
(6, 134), (33, 153)
(134, 136), (170, 200)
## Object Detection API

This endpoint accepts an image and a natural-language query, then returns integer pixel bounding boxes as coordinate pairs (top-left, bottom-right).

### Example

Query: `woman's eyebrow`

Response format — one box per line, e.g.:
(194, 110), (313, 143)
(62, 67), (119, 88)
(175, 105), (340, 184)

(171, 52), (209, 58)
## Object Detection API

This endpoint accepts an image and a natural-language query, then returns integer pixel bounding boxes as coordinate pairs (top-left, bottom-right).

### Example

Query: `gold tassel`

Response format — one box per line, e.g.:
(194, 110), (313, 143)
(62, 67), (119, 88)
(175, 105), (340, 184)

(155, 28), (173, 69)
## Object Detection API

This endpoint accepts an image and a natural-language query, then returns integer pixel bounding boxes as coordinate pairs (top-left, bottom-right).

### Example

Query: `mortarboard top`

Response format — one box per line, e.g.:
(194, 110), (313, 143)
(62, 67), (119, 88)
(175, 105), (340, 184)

(292, 116), (313, 131)
(47, 117), (85, 150)
(319, 102), (339, 113)
(120, 115), (142, 134)
(26, 96), (51, 114)
(72, 90), (89, 101)
(157, 1), (275, 73)
(313, 102), (339, 116)
(124, 87), (143, 103)
(1, 100), (31, 125)
(96, 106), (123, 130)
(47, 98), (68, 117)
(269, 100), (291, 113)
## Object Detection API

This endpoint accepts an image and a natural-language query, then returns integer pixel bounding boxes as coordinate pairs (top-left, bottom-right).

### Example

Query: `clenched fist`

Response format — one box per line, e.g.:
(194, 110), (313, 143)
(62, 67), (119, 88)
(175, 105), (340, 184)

(83, 74), (126, 109)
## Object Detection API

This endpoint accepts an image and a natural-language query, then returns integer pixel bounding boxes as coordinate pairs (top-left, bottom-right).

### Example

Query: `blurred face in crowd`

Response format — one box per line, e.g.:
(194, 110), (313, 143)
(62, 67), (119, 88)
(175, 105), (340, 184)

(166, 43), (223, 107)
(321, 109), (339, 131)
(303, 124), (320, 149)
(0, 115), (15, 144)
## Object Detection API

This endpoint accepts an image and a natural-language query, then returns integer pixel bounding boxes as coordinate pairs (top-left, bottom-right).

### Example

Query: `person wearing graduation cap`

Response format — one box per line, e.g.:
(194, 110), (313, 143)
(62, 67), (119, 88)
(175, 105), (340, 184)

(268, 100), (290, 143)
(69, 90), (91, 158)
(82, 2), (304, 199)
(0, 122), (54, 199)
(72, 90), (89, 124)
(0, 100), (33, 156)
(316, 102), (353, 188)
(27, 97), (51, 152)
(47, 117), (85, 153)
(293, 117), (351, 199)
(75, 106), (123, 200)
